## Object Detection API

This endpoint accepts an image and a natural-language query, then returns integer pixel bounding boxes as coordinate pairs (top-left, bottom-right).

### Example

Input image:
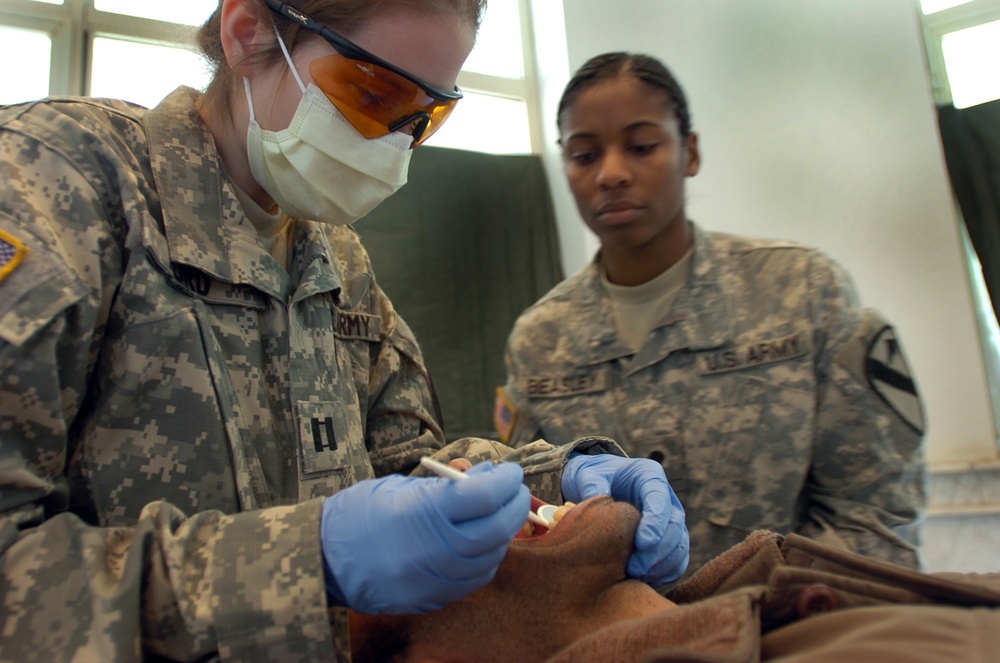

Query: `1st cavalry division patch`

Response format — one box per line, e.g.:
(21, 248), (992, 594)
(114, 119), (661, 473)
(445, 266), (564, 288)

(867, 326), (924, 434)
(0, 229), (29, 284)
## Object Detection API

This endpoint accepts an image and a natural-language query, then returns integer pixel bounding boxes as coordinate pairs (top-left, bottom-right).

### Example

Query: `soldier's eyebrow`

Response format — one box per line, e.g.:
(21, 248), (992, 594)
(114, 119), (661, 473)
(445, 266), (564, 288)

(564, 120), (666, 143)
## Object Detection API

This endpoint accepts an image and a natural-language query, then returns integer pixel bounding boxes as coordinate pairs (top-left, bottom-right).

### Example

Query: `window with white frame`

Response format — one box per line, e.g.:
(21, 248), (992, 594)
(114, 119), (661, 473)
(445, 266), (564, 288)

(429, 0), (539, 154)
(920, 0), (1000, 109)
(0, 0), (540, 155)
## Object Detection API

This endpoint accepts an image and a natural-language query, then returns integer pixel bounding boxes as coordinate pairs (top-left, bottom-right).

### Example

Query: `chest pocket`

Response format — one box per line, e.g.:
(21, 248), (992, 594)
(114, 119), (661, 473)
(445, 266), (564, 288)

(78, 251), (250, 523)
(290, 301), (377, 497)
(683, 360), (815, 533)
(636, 434), (689, 508)
(296, 399), (370, 477)
(524, 368), (616, 446)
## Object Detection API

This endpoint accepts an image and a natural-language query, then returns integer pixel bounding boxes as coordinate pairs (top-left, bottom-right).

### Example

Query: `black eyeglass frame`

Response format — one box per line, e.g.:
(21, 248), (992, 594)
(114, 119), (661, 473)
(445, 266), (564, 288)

(263, 0), (464, 103)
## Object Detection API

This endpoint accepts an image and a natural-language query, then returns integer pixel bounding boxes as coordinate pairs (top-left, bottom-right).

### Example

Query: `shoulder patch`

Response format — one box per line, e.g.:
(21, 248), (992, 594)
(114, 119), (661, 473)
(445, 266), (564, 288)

(0, 229), (29, 283)
(867, 326), (924, 434)
(494, 387), (517, 444)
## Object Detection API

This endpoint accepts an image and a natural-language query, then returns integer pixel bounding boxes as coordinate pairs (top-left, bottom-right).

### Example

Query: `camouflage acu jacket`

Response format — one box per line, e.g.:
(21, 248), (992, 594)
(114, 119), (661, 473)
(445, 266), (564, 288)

(499, 223), (927, 574)
(0, 88), (603, 662)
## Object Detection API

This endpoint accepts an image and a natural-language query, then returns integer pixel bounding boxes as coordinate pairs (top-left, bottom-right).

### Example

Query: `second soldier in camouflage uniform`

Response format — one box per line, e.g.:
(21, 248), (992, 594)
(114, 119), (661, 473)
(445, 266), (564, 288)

(497, 52), (926, 576)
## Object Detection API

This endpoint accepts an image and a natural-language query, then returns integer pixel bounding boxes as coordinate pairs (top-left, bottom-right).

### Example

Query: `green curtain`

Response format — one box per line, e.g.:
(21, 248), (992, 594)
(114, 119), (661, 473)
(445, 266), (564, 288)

(355, 146), (564, 440)
(938, 100), (1000, 323)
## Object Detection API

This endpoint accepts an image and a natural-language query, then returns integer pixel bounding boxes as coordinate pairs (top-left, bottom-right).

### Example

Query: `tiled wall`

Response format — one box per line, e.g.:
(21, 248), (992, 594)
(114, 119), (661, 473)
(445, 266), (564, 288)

(921, 464), (1000, 573)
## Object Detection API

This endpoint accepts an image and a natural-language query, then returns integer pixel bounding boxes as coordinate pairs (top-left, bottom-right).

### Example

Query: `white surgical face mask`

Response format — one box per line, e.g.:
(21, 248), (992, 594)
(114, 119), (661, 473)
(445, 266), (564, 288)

(244, 32), (412, 224)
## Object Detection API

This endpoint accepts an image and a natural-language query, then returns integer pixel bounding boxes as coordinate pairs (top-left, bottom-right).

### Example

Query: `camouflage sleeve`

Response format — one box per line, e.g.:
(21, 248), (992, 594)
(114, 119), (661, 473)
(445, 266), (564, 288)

(1, 498), (333, 662)
(411, 436), (627, 505)
(800, 255), (927, 569)
(0, 132), (337, 661)
(363, 289), (446, 478)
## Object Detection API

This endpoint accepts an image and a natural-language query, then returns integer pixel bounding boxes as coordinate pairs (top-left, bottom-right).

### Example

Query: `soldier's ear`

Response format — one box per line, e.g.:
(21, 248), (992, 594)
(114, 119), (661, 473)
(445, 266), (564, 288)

(684, 132), (700, 177)
(219, 0), (273, 77)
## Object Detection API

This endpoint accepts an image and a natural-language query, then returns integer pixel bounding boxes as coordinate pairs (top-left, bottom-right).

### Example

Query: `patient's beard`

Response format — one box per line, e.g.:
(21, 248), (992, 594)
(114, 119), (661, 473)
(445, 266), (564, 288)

(402, 497), (676, 663)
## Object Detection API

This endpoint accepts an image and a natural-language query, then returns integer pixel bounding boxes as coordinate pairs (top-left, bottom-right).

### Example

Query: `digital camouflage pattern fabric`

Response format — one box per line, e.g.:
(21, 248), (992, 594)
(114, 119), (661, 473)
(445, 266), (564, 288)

(0, 87), (596, 662)
(500, 223), (927, 575)
(413, 436), (626, 503)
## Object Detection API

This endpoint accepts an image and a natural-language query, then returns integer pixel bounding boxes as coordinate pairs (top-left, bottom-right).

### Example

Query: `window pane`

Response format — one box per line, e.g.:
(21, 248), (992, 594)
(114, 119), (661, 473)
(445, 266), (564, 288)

(0, 26), (51, 104)
(90, 37), (211, 108)
(425, 92), (531, 154)
(941, 19), (1000, 108)
(920, 0), (974, 14)
(94, 0), (216, 26)
(463, 0), (524, 79)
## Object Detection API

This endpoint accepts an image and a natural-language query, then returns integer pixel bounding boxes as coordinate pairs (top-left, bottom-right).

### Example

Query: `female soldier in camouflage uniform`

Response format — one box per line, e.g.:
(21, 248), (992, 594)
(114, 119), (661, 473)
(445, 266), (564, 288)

(0, 5), (689, 661)
(498, 52), (926, 577)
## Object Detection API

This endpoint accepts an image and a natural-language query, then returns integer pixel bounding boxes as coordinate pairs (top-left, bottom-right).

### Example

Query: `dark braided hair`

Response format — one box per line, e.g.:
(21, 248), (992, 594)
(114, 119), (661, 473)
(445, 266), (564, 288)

(557, 52), (692, 137)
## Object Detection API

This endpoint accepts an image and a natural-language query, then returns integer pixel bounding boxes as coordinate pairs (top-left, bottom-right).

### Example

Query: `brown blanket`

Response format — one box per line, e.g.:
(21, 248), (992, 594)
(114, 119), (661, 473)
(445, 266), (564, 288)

(546, 531), (1000, 663)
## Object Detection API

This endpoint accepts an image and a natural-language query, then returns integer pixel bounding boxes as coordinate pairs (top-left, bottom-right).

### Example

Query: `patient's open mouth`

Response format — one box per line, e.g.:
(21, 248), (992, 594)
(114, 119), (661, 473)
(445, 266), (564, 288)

(515, 496), (577, 539)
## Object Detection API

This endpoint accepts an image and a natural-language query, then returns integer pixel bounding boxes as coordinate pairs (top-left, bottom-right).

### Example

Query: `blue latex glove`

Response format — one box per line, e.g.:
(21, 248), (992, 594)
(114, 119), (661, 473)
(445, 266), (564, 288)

(562, 453), (689, 586)
(321, 461), (530, 614)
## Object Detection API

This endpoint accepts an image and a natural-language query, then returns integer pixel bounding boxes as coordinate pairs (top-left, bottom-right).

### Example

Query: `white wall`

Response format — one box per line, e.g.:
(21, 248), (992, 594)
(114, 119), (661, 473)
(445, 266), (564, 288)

(533, 0), (998, 466)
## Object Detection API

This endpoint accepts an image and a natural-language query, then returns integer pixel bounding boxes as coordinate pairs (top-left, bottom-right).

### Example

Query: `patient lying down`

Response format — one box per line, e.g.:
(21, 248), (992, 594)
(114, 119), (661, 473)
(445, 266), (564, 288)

(349, 494), (676, 662)
(349, 455), (1000, 663)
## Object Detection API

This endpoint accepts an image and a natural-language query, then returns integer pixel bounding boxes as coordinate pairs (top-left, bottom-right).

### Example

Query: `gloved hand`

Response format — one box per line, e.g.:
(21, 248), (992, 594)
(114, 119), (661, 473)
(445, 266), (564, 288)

(321, 461), (530, 614)
(562, 453), (689, 586)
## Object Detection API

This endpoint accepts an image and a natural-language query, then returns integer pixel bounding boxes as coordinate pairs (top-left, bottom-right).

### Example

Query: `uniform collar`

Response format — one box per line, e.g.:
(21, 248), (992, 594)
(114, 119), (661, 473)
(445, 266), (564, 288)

(289, 220), (347, 305)
(577, 222), (734, 368)
(575, 260), (633, 365)
(666, 221), (734, 348)
(142, 87), (351, 302)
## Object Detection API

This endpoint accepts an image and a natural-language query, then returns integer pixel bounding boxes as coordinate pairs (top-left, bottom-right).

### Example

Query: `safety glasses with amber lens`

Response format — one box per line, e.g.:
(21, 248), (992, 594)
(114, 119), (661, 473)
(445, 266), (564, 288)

(264, 0), (463, 146)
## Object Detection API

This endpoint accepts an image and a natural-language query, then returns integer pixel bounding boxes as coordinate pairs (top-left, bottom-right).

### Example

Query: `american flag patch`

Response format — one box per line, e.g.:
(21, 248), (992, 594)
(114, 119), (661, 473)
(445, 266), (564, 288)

(493, 386), (518, 444)
(0, 229), (29, 283)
